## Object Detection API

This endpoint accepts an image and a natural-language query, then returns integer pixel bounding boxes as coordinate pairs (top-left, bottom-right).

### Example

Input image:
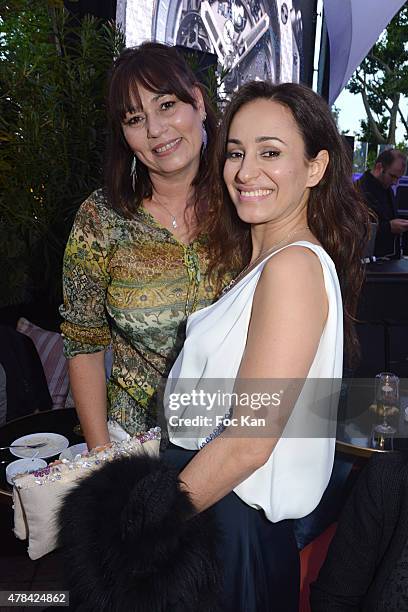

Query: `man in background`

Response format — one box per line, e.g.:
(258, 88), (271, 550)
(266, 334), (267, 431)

(357, 149), (408, 257)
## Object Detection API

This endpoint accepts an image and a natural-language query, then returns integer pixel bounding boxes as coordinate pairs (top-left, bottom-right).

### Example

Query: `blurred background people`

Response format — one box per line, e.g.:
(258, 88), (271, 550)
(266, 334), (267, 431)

(356, 149), (408, 257)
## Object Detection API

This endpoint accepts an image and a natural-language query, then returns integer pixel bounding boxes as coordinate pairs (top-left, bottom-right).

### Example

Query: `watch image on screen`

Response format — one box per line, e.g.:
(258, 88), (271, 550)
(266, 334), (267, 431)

(151, 0), (303, 92)
(276, 0), (301, 83)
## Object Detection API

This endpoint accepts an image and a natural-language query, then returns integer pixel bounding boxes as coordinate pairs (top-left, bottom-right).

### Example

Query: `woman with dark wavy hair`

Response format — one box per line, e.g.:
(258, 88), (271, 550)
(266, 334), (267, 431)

(163, 81), (371, 610)
(60, 42), (222, 450)
(207, 80), (369, 364)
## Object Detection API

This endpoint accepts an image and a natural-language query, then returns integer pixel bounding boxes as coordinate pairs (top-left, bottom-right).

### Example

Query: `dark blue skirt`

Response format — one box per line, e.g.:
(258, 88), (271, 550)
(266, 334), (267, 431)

(163, 446), (300, 612)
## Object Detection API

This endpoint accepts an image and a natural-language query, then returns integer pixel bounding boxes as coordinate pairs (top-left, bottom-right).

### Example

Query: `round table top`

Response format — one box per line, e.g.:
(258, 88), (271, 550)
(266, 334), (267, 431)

(336, 380), (408, 458)
(0, 408), (82, 498)
(366, 257), (408, 279)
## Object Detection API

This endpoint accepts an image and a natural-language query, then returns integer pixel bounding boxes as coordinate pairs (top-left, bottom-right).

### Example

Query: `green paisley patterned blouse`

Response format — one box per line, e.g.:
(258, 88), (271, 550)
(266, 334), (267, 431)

(60, 189), (222, 435)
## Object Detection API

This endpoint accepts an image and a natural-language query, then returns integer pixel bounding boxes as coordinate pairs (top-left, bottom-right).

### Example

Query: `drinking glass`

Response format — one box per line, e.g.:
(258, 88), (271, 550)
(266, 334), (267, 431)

(372, 373), (399, 443)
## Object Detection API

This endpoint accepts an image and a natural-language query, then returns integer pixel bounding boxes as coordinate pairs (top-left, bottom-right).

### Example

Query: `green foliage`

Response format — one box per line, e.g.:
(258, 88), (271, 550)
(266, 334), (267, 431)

(395, 143), (408, 155)
(0, 1), (124, 306)
(331, 105), (340, 127)
(366, 145), (378, 172)
(181, 49), (229, 118)
(347, 5), (408, 145)
(358, 117), (389, 142)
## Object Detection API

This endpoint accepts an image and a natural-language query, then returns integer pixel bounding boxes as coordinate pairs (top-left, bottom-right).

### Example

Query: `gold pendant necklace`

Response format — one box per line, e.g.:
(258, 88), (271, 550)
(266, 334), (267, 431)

(222, 226), (310, 295)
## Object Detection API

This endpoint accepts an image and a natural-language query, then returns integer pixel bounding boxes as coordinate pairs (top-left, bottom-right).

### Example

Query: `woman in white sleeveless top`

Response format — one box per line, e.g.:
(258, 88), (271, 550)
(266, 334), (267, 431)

(164, 81), (370, 611)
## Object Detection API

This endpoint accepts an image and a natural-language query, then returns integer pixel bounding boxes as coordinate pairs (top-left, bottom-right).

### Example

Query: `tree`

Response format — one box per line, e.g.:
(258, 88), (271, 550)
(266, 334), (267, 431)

(0, 1), (124, 306)
(331, 105), (340, 128)
(347, 5), (408, 145)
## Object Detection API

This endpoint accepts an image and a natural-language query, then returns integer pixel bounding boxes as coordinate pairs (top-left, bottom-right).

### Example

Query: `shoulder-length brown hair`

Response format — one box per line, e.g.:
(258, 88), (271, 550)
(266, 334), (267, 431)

(207, 80), (371, 365)
(104, 42), (217, 220)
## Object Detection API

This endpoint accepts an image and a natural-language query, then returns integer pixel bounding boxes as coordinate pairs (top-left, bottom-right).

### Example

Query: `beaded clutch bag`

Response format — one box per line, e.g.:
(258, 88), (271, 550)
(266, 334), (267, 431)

(12, 428), (161, 560)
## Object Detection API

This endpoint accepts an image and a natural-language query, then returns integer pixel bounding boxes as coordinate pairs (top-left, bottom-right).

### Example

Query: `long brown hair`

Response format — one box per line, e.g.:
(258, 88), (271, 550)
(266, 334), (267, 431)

(104, 42), (217, 220)
(207, 81), (371, 365)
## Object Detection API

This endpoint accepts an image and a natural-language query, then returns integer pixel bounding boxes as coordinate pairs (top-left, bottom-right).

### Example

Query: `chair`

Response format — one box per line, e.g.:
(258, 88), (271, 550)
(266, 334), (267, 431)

(0, 326), (52, 422)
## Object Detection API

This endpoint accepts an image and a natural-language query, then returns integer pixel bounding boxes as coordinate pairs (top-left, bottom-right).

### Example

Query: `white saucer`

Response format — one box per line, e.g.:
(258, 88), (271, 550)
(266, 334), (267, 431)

(59, 443), (88, 461)
(10, 433), (69, 459)
(6, 458), (47, 485)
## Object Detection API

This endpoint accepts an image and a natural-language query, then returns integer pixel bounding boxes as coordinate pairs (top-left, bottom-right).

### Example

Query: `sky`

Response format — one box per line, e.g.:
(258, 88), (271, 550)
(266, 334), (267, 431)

(312, 0), (407, 146)
(335, 88), (408, 144)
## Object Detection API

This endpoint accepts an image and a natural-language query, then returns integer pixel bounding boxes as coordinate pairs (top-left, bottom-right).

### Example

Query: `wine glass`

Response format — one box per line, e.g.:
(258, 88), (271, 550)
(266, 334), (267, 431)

(372, 373), (399, 448)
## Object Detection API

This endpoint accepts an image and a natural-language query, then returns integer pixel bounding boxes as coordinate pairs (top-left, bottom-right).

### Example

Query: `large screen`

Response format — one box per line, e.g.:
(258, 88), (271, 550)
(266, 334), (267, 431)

(117, 0), (316, 92)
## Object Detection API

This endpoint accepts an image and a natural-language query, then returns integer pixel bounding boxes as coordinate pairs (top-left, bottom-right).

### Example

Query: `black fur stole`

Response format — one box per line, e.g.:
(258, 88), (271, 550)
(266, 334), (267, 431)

(58, 455), (222, 612)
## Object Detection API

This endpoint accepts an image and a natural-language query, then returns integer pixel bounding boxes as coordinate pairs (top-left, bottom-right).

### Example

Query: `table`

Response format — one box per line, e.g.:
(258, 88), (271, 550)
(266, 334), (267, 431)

(335, 380), (408, 458)
(0, 408), (82, 499)
(365, 257), (408, 280)
(357, 258), (408, 375)
(361, 258), (408, 319)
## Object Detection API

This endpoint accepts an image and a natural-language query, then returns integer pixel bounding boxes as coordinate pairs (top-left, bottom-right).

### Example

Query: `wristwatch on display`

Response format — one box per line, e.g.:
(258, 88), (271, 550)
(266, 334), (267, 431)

(276, 0), (301, 83)
(151, 0), (303, 92)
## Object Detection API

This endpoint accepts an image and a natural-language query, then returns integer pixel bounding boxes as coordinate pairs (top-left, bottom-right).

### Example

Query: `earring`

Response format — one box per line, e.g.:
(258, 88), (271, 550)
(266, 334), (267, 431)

(130, 155), (138, 192)
(201, 113), (208, 155)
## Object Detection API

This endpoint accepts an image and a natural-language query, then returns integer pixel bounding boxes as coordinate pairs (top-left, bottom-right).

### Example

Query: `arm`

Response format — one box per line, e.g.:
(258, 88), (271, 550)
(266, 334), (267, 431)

(68, 352), (110, 449)
(356, 180), (392, 239)
(310, 458), (384, 611)
(60, 195), (112, 449)
(390, 218), (408, 234)
(357, 184), (408, 238)
(179, 246), (328, 512)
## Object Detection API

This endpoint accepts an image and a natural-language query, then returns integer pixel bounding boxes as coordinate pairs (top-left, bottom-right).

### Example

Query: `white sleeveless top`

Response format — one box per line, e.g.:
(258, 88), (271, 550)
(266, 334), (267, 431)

(164, 241), (343, 522)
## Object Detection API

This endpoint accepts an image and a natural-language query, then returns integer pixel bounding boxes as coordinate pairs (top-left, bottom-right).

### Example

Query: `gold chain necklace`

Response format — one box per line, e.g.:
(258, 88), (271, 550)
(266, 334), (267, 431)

(222, 226), (310, 295)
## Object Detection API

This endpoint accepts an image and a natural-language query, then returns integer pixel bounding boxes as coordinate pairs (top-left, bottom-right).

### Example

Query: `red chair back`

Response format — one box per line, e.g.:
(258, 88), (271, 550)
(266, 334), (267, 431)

(299, 523), (337, 612)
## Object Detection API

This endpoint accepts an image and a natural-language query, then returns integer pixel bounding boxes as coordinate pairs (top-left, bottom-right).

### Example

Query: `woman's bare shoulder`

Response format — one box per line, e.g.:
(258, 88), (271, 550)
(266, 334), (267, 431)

(260, 243), (325, 287)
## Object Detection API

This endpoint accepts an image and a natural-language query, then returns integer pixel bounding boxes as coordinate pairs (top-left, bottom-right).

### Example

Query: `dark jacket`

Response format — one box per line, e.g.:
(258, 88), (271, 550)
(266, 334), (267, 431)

(310, 452), (408, 611)
(58, 454), (222, 612)
(356, 171), (398, 256)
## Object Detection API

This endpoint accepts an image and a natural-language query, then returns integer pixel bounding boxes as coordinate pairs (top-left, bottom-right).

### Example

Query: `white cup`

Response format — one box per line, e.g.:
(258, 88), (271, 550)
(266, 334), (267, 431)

(6, 458), (47, 485)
